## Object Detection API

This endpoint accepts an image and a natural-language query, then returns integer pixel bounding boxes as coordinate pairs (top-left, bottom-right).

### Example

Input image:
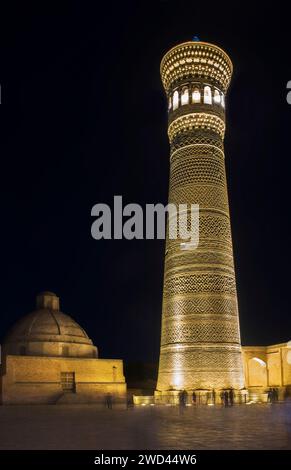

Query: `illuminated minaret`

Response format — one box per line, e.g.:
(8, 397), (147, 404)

(156, 39), (245, 402)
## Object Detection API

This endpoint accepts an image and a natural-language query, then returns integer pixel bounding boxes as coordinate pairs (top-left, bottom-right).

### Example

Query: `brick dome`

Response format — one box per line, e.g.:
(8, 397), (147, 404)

(3, 292), (98, 358)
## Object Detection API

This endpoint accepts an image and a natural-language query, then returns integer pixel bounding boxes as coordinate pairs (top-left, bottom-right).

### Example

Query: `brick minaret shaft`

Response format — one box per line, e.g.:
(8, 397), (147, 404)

(156, 40), (245, 398)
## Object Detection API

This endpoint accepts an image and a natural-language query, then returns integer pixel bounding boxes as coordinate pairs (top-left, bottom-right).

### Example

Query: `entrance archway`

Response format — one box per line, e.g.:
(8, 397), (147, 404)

(248, 357), (267, 387)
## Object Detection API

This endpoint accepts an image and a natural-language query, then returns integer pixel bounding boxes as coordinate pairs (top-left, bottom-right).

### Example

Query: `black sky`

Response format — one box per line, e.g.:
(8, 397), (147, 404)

(1, 1), (291, 362)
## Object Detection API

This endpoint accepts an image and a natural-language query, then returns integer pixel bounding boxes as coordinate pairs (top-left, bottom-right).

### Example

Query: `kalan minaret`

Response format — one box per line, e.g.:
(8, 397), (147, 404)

(155, 39), (245, 403)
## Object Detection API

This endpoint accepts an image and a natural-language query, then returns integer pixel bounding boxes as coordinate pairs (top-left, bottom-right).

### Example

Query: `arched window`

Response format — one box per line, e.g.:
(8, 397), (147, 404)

(168, 95), (172, 110)
(173, 90), (179, 110)
(204, 86), (212, 104)
(192, 87), (201, 103)
(214, 89), (221, 104)
(221, 93), (225, 108)
(181, 87), (189, 105)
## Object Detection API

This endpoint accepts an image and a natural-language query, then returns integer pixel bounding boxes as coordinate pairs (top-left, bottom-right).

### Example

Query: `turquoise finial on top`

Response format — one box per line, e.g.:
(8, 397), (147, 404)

(192, 36), (200, 42)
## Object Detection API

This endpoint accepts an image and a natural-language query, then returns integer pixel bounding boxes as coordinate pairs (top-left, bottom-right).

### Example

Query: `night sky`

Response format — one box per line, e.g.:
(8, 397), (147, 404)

(1, 2), (291, 363)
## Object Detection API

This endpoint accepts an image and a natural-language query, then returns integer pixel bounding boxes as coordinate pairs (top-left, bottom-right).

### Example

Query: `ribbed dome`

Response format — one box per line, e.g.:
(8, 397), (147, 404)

(5, 309), (91, 343)
(3, 292), (98, 358)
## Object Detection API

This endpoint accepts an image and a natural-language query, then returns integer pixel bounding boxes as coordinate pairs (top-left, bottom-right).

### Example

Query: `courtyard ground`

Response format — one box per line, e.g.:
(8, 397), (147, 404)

(0, 402), (290, 450)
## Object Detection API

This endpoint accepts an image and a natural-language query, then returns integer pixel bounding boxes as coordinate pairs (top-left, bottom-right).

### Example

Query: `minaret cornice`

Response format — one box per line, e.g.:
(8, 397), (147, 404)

(161, 41), (233, 94)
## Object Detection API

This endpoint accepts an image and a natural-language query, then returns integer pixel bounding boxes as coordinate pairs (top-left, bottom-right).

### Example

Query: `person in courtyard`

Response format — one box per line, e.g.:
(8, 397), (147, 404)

(105, 393), (113, 409)
(269, 388), (278, 403)
(192, 391), (196, 405)
(224, 391), (229, 407)
(178, 390), (186, 413)
(181, 389), (187, 406)
(212, 389), (216, 404)
(220, 390), (225, 406)
(273, 388), (279, 402)
(178, 391), (183, 407)
(229, 388), (234, 406)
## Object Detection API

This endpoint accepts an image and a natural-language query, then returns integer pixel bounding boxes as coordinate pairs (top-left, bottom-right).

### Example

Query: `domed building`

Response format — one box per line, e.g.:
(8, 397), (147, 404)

(3, 292), (98, 359)
(0, 292), (126, 405)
